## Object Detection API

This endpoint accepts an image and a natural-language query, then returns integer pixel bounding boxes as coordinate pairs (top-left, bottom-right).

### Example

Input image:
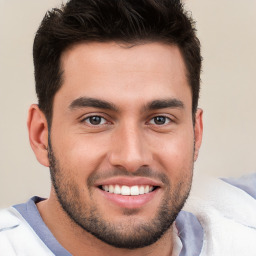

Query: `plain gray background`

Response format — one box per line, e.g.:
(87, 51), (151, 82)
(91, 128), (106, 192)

(0, 0), (256, 208)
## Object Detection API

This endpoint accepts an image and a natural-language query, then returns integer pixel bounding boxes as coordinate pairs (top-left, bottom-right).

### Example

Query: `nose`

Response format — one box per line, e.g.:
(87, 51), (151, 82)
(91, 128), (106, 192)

(108, 122), (153, 172)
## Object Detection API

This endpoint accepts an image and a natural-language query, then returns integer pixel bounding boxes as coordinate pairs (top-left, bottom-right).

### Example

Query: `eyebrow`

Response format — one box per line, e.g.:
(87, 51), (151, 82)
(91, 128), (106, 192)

(69, 96), (184, 112)
(69, 97), (118, 111)
(145, 98), (184, 111)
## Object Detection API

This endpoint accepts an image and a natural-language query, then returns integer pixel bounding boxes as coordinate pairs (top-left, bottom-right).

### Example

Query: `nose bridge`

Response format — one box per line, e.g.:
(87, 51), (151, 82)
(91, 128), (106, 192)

(109, 119), (151, 172)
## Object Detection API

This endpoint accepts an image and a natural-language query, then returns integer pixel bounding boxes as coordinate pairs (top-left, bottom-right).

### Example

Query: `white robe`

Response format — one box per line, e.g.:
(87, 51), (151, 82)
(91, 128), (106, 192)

(183, 173), (256, 256)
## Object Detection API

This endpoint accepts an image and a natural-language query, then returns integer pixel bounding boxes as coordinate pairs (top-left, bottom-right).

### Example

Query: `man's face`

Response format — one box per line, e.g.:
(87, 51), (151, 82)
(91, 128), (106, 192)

(48, 42), (202, 248)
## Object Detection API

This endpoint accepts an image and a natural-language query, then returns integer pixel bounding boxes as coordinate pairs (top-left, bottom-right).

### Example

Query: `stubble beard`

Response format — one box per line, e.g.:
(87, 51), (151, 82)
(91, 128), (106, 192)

(48, 141), (193, 249)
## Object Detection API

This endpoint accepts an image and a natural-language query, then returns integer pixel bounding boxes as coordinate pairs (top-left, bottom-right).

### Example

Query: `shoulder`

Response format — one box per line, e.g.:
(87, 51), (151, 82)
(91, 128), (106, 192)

(185, 172), (256, 221)
(0, 207), (23, 255)
(0, 206), (54, 255)
(0, 207), (21, 232)
(183, 172), (256, 255)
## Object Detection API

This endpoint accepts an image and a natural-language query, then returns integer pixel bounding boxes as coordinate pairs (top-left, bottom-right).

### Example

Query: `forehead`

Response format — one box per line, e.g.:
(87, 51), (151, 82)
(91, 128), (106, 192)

(57, 42), (191, 110)
(61, 41), (187, 79)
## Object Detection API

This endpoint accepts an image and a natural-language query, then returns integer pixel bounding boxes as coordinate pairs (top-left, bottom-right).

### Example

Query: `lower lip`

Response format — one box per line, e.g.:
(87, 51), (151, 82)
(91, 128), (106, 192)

(97, 188), (159, 209)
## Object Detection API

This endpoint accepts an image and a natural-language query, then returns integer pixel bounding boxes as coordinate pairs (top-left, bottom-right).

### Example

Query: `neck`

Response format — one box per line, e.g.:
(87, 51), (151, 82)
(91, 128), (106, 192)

(37, 193), (174, 256)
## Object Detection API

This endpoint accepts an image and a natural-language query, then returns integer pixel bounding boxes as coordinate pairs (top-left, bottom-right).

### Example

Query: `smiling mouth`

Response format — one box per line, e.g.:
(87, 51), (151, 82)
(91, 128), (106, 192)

(99, 185), (159, 196)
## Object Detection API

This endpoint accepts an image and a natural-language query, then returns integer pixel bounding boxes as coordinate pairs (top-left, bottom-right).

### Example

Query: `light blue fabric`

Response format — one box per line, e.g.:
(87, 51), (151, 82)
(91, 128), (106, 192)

(14, 197), (71, 256)
(222, 172), (256, 199)
(175, 211), (204, 256)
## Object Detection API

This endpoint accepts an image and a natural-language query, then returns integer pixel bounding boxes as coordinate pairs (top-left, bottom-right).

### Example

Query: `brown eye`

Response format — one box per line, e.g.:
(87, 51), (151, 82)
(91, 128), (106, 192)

(149, 116), (171, 125)
(85, 116), (107, 125)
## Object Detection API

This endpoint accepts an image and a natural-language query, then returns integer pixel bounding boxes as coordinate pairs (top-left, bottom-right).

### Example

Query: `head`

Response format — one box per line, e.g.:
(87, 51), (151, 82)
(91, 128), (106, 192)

(29, 0), (203, 251)
(33, 0), (201, 126)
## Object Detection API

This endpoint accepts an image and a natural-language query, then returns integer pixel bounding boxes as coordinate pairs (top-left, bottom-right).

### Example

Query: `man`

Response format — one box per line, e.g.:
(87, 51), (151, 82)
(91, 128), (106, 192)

(0, 0), (255, 255)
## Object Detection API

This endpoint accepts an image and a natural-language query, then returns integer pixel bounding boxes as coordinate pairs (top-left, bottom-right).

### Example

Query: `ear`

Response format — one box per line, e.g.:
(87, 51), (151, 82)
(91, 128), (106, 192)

(194, 108), (203, 161)
(27, 104), (49, 167)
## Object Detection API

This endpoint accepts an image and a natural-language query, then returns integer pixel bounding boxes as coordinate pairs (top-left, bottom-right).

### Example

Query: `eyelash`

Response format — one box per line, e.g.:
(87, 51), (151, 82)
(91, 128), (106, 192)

(148, 115), (172, 126)
(81, 114), (173, 127)
(82, 115), (109, 126)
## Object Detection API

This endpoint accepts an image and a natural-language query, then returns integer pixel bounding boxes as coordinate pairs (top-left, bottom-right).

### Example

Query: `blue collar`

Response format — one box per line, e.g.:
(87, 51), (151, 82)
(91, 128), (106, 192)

(14, 196), (204, 256)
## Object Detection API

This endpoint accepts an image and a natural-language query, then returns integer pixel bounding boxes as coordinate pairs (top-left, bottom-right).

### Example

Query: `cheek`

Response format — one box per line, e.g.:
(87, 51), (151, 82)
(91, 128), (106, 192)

(150, 129), (195, 175)
(52, 132), (111, 176)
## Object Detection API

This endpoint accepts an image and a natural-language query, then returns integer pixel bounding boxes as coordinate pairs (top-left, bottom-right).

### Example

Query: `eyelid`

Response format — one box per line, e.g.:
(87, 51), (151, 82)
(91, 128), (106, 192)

(80, 112), (113, 126)
(147, 114), (175, 125)
(85, 116), (107, 125)
(150, 116), (171, 126)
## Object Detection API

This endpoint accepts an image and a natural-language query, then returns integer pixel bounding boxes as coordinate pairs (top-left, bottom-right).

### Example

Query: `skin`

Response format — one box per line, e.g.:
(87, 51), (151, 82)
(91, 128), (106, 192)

(27, 42), (203, 256)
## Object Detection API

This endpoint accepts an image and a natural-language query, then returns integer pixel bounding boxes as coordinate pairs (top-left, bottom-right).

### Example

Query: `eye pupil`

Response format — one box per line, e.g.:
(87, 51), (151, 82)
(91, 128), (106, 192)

(154, 116), (166, 125)
(89, 116), (101, 125)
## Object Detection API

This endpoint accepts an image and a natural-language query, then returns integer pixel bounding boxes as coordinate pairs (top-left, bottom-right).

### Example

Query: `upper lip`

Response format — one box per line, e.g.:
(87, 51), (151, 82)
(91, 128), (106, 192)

(94, 176), (163, 187)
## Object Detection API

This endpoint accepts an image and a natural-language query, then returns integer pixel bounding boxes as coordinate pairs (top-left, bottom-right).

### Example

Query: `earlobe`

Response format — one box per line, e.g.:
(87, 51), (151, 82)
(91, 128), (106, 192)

(194, 108), (203, 161)
(27, 104), (50, 167)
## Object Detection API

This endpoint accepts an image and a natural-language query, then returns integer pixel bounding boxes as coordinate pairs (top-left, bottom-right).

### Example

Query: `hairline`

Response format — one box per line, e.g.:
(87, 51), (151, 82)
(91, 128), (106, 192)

(45, 39), (196, 128)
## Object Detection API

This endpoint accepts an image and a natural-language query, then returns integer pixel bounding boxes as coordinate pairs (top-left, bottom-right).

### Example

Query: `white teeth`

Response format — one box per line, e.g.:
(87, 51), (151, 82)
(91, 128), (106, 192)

(121, 186), (130, 195)
(114, 185), (121, 194)
(103, 185), (109, 192)
(101, 185), (155, 196)
(109, 185), (114, 193)
(130, 186), (140, 196)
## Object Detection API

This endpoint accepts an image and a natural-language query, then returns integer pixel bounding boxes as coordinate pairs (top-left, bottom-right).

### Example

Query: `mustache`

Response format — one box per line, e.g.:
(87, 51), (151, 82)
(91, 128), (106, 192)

(87, 166), (170, 187)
